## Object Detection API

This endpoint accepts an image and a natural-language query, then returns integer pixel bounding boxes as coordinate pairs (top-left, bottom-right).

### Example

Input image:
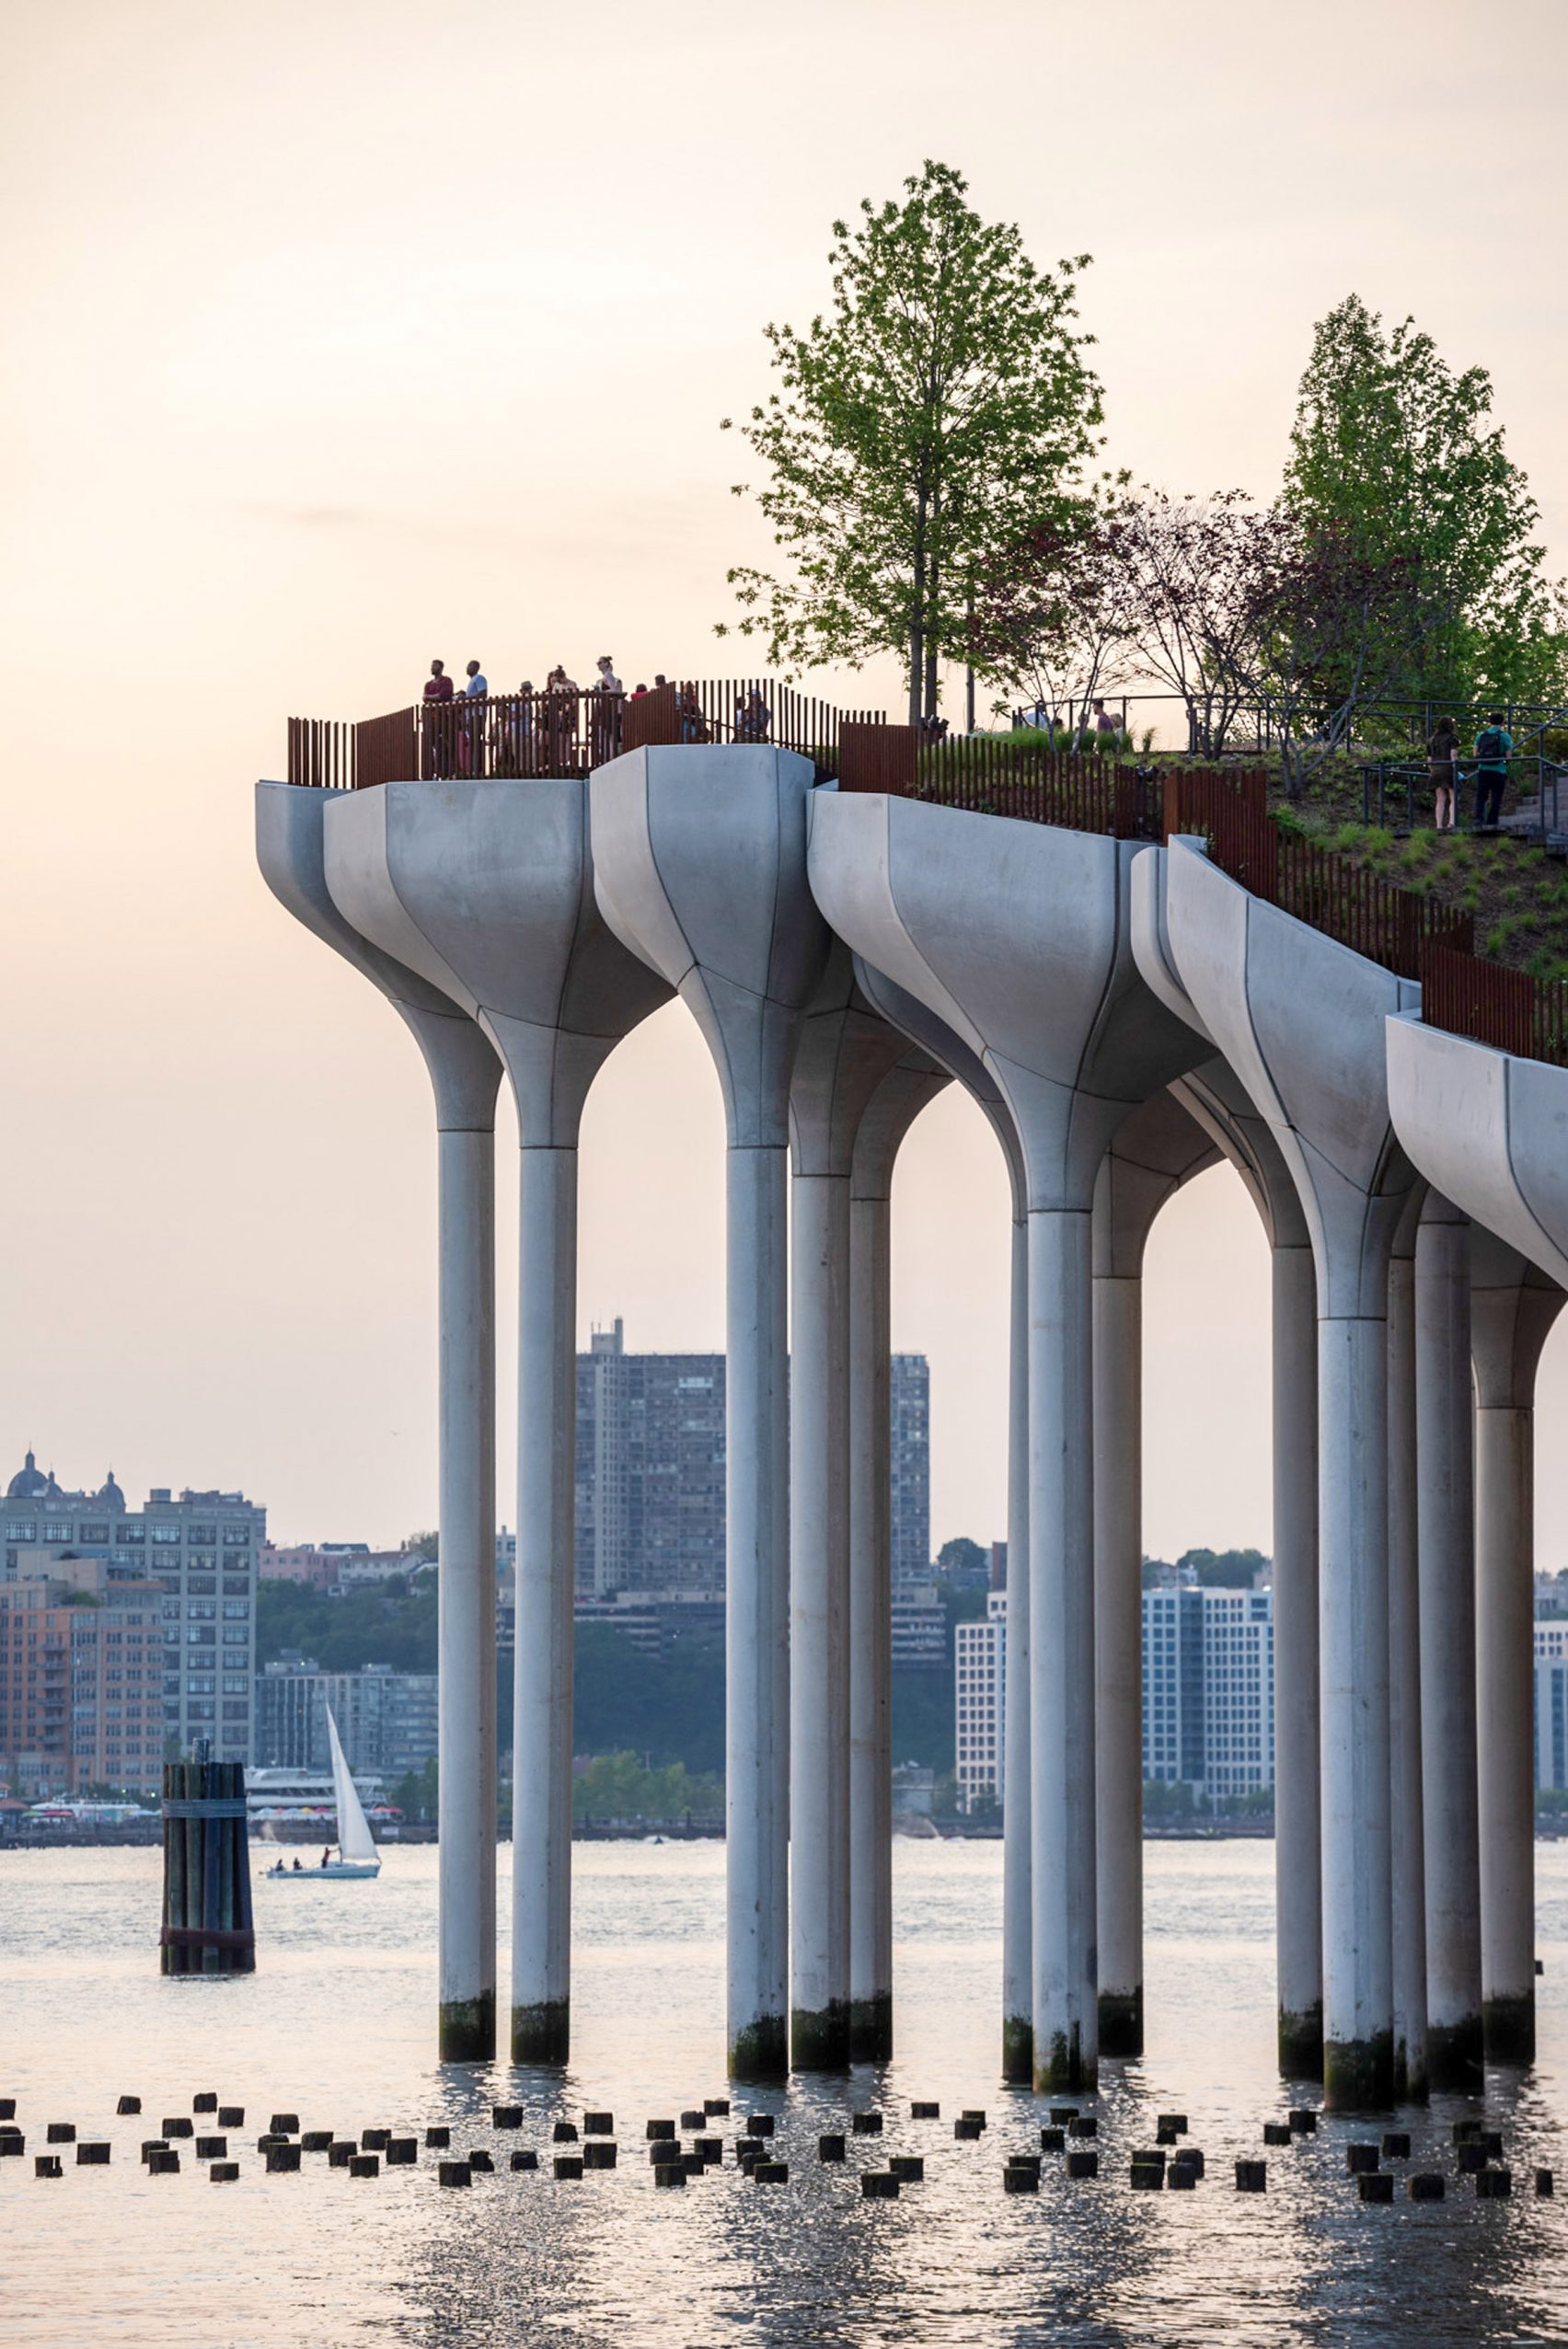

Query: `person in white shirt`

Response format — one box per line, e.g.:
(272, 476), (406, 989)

(464, 659), (488, 697)
(594, 655), (624, 759)
(458, 660), (488, 773)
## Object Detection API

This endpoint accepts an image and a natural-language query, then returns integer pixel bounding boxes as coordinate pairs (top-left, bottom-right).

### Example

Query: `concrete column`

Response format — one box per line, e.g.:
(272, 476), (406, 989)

(1001, 1212), (1032, 2082)
(1318, 1312), (1395, 2109)
(729, 1140), (791, 2077)
(510, 1144), (577, 2062)
(790, 1169), (851, 2067)
(847, 953), (1032, 2084)
(1471, 1234), (1564, 2064)
(1030, 1204), (1098, 2090)
(847, 1179), (894, 2062)
(592, 743), (830, 2080)
(1414, 1193), (1482, 2091)
(1273, 1238), (1323, 2078)
(1090, 1091), (1216, 2062)
(846, 1043), (950, 2065)
(1476, 1403), (1538, 2061)
(436, 1124), (498, 2057)
(1387, 1235), (1428, 2100)
(1093, 1267), (1142, 2057)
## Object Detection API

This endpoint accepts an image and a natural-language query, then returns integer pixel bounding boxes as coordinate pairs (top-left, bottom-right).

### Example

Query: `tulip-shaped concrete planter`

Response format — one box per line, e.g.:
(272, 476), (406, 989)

(323, 776), (671, 2066)
(257, 781), (502, 2061)
(591, 744), (831, 2080)
(1135, 837), (1420, 2111)
(811, 794), (1202, 2091)
(853, 957), (1033, 2082)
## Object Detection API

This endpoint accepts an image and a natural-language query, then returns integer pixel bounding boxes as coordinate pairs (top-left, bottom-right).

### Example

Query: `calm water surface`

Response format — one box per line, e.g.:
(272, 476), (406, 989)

(4, 1837), (1568, 2347)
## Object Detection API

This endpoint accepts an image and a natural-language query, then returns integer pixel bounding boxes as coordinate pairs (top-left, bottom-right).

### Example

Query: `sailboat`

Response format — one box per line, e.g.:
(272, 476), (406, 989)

(264, 1705), (382, 1881)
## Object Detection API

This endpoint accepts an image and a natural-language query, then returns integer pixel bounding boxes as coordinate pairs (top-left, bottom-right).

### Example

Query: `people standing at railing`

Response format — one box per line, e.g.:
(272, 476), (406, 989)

(676, 682), (709, 743)
(1471, 710), (1513, 832)
(422, 658), (455, 777)
(593, 655), (624, 763)
(456, 658), (488, 775)
(1428, 715), (1459, 830)
(546, 665), (579, 770)
(735, 685), (771, 743)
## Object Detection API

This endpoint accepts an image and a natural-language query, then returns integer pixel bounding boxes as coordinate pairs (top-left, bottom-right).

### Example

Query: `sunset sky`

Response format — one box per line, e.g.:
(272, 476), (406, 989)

(3, 0), (1565, 1559)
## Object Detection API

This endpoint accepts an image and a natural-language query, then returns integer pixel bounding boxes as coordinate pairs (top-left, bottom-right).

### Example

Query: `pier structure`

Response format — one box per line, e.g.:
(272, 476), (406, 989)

(261, 688), (1568, 2107)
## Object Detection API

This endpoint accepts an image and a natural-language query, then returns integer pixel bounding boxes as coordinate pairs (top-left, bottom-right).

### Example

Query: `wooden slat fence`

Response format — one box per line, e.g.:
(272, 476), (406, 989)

(286, 717), (354, 789)
(1420, 944), (1568, 1065)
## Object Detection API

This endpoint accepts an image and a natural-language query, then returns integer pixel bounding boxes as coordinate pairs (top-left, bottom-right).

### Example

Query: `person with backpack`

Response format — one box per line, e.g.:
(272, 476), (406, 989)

(1471, 710), (1513, 831)
(1427, 716), (1458, 830)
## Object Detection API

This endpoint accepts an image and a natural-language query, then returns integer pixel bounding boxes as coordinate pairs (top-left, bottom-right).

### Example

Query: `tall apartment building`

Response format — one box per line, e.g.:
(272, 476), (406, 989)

(955, 1580), (1275, 1811)
(955, 1592), (1007, 1811)
(0, 1558), (163, 1796)
(573, 1321), (933, 1605)
(1, 1454), (264, 1766)
(1534, 1620), (1568, 1789)
(255, 1659), (438, 1778)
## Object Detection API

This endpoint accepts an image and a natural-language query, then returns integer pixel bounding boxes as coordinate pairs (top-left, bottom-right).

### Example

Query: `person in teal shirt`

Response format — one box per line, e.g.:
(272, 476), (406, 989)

(1471, 709), (1513, 830)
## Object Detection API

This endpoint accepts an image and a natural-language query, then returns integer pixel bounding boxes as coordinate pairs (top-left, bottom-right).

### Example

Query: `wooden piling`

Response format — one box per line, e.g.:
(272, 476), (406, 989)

(160, 1757), (254, 1976)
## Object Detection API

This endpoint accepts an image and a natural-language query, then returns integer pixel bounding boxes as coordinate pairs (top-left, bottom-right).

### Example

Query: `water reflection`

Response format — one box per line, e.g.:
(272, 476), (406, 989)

(2, 1839), (1566, 2346)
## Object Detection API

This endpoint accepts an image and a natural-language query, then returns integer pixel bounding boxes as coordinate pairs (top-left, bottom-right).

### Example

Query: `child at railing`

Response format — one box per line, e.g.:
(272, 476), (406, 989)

(1428, 716), (1458, 830)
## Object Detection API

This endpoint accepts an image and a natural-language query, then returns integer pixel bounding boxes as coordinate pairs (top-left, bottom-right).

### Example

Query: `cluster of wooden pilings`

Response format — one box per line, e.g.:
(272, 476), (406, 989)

(158, 1758), (254, 1976)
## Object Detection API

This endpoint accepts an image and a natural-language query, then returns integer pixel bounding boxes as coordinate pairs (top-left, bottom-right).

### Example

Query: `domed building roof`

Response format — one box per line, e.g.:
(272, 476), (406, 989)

(6, 1448), (49, 1500)
(97, 1470), (125, 1511)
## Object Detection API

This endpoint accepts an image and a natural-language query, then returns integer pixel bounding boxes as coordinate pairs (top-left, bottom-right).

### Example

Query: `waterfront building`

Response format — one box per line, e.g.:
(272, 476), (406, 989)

(0, 1559), (163, 1796)
(956, 1582), (1275, 1812)
(1533, 1621), (1568, 1789)
(890, 1583), (947, 1669)
(2, 1456), (263, 1764)
(955, 1592), (1007, 1811)
(573, 1320), (933, 1607)
(255, 1658), (439, 1777)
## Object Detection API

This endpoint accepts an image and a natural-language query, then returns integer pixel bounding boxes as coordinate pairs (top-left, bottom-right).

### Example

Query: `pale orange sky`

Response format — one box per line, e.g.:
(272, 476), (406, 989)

(2, 0), (1565, 1558)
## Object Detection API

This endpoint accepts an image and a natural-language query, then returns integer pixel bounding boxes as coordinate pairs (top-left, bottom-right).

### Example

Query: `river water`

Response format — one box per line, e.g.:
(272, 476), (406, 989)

(4, 1837), (1568, 2347)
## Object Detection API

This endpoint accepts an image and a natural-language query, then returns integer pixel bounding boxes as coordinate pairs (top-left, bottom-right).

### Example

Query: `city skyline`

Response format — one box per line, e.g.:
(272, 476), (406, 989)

(5, 2), (1566, 1564)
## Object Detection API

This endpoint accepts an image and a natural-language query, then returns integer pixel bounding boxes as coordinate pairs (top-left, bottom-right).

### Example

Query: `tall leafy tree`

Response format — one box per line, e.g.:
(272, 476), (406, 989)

(719, 161), (1104, 724)
(1284, 294), (1555, 705)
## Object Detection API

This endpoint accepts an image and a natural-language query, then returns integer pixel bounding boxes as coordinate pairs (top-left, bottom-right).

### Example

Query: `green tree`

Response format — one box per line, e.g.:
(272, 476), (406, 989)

(1179, 1547), (1269, 1589)
(720, 160), (1104, 724)
(936, 1536), (988, 1583)
(1284, 294), (1556, 706)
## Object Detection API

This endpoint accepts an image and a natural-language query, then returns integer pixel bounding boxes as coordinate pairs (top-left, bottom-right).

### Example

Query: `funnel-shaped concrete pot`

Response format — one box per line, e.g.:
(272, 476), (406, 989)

(1134, 838), (1419, 2111)
(1386, 1015), (1568, 1289)
(323, 776), (670, 2067)
(257, 781), (502, 2062)
(591, 745), (831, 2079)
(811, 794), (1204, 2090)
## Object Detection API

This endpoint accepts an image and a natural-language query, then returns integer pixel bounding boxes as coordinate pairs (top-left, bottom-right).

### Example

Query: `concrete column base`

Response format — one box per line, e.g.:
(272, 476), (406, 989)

(1098, 1988), (1143, 2058)
(1483, 1990), (1535, 2066)
(1001, 2014), (1033, 2085)
(511, 1999), (570, 2067)
(791, 2003), (851, 2072)
(1324, 2029), (1394, 2113)
(1427, 2017), (1485, 2094)
(848, 1995), (892, 2065)
(728, 2015), (789, 2083)
(440, 1993), (496, 2066)
(1393, 2031), (1429, 2105)
(1279, 2003), (1324, 2080)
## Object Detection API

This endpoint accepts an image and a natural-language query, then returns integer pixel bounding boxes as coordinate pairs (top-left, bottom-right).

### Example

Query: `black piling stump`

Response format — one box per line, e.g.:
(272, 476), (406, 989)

(554, 2156), (584, 2180)
(194, 2136), (227, 2160)
(350, 2155), (379, 2178)
(680, 2110), (705, 2131)
(860, 2171), (898, 2199)
(1039, 2127), (1066, 2152)
(1158, 2113), (1188, 2136)
(552, 2121), (578, 2143)
(75, 2142), (110, 2166)
(439, 2160), (471, 2188)
(1537, 2169), (1554, 2197)
(1235, 2160), (1267, 2192)
(210, 2162), (238, 2182)
(492, 2106), (523, 2130)
(1263, 2123), (1292, 2147)
(147, 2149), (180, 2173)
(192, 2093), (217, 2113)
(1359, 2173), (1394, 2203)
(1288, 2109), (1317, 2135)
(425, 2125), (451, 2148)
(703, 2099), (730, 2117)
(912, 2101), (940, 2119)
(510, 2149), (538, 2171)
(1066, 2150), (1099, 2179)
(35, 2156), (62, 2178)
(1345, 2144), (1380, 2175)
(1169, 2164), (1197, 2189)
(646, 2119), (676, 2142)
(266, 2143), (302, 2172)
(890, 2155), (924, 2182)
(695, 2138), (721, 2163)
(745, 2113), (776, 2136)
(818, 2135), (847, 2163)
(268, 2113), (298, 2136)
(468, 2149), (494, 2173)
(583, 2142), (617, 2170)
(361, 2128), (390, 2151)
(45, 2124), (75, 2145)
(653, 2162), (686, 2188)
(218, 2107), (244, 2129)
(852, 2113), (882, 2136)
(116, 2097), (141, 2116)
(754, 2161), (788, 2184)
(301, 2131), (333, 2153)
(328, 2142), (355, 2168)
(584, 2113), (614, 2135)
(1476, 2168), (1512, 2199)
(163, 2117), (193, 2140)
(1003, 2167), (1038, 2194)
(954, 2117), (984, 2141)
(386, 2139), (417, 2165)
(1458, 2144), (1489, 2174)
(1381, 2132), (1411, 2160)
(1068, 2116), (1097, 2139)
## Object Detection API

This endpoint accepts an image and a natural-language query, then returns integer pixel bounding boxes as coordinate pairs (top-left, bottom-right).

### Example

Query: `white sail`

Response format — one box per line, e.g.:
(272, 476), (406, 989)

(325, 1704), (377, 1865)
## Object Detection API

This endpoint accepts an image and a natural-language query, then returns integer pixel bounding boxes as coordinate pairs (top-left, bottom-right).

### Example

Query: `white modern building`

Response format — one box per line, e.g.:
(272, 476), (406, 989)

(1534, 1620), (1568, 1790)
(955, 1592), (1007, 1811)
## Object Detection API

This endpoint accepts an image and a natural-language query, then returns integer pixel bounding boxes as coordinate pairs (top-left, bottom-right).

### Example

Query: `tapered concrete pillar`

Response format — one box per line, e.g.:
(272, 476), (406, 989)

(788, 956), (939, 2069)
(1414, 1191), (1482, 2091)
(1173, 1062), (1320, 2078)
(812, 801), (1202, 2091)
(593, 746), (830, 2078)
(852, 957), (1032, 2080)
(321, 777), (670, 2065)
(257, 781), (504, 2060)
(1136, 841), (1418, 2110)
(845, 1038), (951, 2064)
(1092, 1096), (1217, 2056)
(1387, 1204), (1429, 2100)
(1471, 1232), (1565, 2063)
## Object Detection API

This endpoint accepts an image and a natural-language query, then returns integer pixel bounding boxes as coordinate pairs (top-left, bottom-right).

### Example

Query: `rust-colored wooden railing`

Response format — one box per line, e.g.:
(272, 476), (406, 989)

(1420, 944), (1568, 1066)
